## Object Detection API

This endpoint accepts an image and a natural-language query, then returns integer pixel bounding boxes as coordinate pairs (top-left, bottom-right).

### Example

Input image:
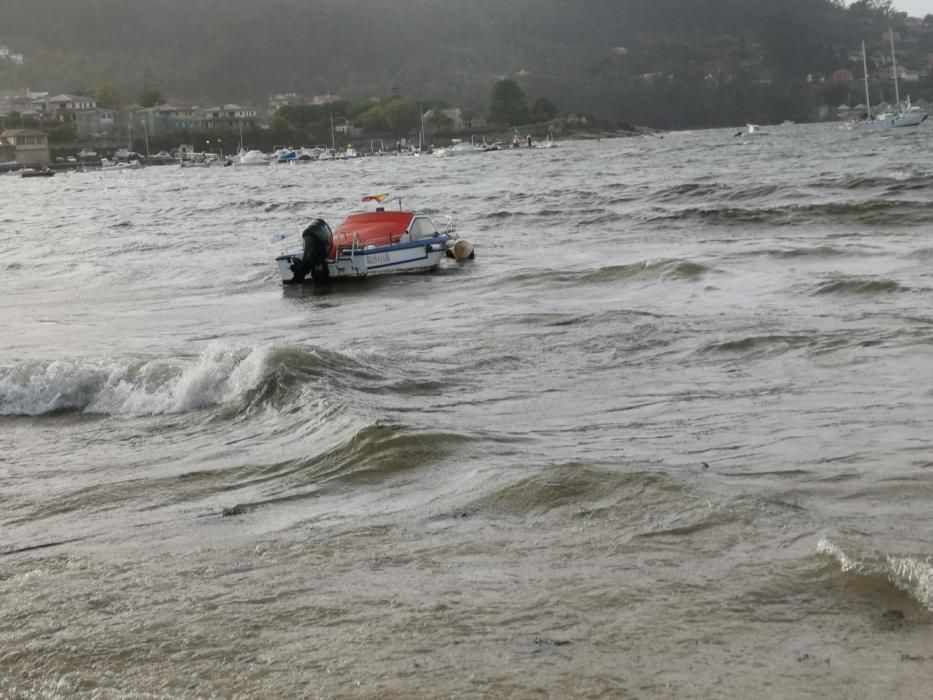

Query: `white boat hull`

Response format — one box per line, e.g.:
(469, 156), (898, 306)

(276, 237), (453, 282)
(856, 112), (928, 129)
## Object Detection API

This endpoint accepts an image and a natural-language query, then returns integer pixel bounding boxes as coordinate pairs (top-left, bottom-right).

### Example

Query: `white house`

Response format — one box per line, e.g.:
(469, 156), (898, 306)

(201, 104), (258, 129)
(45, 94), (99, 121)
(0, 135), (14, 164)
(422, 107), (464, 131)
(0, 128), (50, 166)
(0, 45), (19, 63)
(268, 93), (302, 111)
(137, 105), (203, 135)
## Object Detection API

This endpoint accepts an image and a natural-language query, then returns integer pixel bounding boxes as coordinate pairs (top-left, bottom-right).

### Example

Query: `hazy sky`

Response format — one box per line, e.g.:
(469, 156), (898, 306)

(894, 0), (929, 16)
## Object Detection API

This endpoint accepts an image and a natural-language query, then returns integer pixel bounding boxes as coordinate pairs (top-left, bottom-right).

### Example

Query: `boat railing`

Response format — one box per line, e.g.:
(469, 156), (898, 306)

(340, 231), (402, 255)
(338, 225), (451, 256)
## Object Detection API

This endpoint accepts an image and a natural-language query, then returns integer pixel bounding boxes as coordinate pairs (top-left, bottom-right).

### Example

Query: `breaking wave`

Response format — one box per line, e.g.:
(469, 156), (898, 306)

(0, 343), (367, 417)
(818, 537), (933, 610)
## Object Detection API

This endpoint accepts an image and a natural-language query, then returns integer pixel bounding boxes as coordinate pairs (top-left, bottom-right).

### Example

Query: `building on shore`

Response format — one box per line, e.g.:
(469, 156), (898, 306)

(136, 105), (203, 136)
(201, 105), (258, 129)
(0, 128), (50, 166)
(0, 135), (14, 164)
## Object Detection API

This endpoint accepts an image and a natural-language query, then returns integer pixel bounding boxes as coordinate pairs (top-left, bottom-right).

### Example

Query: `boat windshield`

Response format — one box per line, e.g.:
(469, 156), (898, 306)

(409, 217), (438, 240)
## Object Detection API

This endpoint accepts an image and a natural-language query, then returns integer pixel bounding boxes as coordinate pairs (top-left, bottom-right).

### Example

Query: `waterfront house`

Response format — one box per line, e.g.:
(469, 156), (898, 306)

(136, 105), (203, 136)
(36, 94), (101, 138)
(0, 128), (50, 166)
(46, 94), (97, 118)
(0, 135), (14, 164)
(334, 120), (363, 138)
(422, 107), (465, 132)
(201, 105), (258, 129)
(268, 93), (302, 112)
(0, 45), (23, 64)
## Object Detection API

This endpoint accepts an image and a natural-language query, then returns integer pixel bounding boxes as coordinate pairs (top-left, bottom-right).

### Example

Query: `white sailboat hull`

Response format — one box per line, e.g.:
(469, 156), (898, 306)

(856, 112), (928, 129)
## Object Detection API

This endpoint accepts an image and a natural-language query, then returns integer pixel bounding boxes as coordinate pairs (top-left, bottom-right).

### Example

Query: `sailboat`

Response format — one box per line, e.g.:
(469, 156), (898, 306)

(855, 34), (928, 129)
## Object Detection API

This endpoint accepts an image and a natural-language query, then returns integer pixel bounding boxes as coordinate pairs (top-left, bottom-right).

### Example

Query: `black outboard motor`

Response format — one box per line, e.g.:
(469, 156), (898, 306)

(290, 219), (333, 283)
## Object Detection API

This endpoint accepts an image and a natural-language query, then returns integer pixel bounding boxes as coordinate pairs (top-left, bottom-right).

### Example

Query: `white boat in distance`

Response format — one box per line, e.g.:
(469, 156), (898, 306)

(98, 158), (142, 172)
(434, 139), (483, 157)
(233, 149), (271, 166)
(854, 34), (928, 130)
(734, 123), (768, 137)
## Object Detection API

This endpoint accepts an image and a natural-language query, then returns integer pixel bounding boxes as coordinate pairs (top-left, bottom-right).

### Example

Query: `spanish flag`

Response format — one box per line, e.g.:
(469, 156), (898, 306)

(362, 193), (389, 203)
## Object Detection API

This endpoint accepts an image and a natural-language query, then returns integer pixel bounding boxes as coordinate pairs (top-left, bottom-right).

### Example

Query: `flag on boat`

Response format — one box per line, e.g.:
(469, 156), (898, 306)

(362, 193), (389, 203)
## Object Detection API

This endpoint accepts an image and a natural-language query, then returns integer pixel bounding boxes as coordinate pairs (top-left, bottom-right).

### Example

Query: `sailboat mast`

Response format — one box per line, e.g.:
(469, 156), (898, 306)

(888, 28), (900, 106)
(330, 113), (336, 151)
(862, 41), (871, 118)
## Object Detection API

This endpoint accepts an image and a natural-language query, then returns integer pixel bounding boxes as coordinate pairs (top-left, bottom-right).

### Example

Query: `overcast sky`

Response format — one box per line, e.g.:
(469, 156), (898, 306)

(894, 0), (929, 16)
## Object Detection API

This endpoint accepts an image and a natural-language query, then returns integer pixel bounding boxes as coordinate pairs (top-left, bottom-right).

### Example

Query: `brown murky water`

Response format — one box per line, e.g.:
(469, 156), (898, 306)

(3, 126), (933, 698)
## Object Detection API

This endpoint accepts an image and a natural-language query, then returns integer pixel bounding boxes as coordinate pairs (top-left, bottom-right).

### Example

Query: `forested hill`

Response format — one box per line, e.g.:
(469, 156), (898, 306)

(1, 0), (929, 127)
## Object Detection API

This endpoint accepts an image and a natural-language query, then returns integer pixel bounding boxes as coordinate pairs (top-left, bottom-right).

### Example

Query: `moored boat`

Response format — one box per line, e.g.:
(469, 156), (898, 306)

(233, 149), (272, 166)
(275, 195), (474, 284)
(853, 35), (928, 130)
(97, 158), (142, 172)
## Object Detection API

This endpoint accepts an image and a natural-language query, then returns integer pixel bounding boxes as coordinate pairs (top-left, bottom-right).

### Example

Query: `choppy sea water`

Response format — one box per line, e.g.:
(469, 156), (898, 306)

(2, 124), (933, 698)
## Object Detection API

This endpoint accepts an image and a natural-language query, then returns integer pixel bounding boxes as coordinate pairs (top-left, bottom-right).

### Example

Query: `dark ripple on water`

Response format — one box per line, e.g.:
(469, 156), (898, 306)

(642, 199), (933, 226)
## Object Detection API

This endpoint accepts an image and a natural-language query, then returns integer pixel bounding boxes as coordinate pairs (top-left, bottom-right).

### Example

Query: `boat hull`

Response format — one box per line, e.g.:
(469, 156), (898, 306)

(856, 112), (928, 129)
(276, 237), (452, 283)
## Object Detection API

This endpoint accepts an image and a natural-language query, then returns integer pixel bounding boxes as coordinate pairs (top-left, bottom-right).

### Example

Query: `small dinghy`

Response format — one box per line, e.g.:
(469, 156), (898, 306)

(20, 168), (55, 178)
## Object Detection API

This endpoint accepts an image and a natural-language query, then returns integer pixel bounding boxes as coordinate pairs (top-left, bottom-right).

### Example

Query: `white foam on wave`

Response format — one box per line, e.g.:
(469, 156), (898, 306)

(0, 343), (272, 417)
(818, 537), (933, 609)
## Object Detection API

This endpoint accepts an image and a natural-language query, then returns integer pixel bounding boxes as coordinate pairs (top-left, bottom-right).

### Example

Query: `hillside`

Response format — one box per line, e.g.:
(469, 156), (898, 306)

(1, 0), (930, 127)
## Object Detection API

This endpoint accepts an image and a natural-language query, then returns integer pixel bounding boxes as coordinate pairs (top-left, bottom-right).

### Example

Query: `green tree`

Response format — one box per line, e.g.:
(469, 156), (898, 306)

(138, 88), (164, 108)
(426, 107), (453, 130)
(92, 84), (124, 109)
(359, 98), (419, 135)
(530, 97), (558, 123)
(489, 79), (529, 125)
(383, 99), (420, 134)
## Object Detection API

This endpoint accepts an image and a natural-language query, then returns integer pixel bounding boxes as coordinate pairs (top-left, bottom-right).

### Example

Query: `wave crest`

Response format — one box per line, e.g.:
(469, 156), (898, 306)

(0, 343), (360, 417)
(818, 537), (933, 610)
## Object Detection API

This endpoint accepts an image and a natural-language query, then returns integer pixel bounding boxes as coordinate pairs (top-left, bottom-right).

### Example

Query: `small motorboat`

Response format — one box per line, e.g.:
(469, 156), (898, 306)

(275, 195), (474, 284)
(233, 149), (271, 166)
(98, 158), (142, 172)
(434, 140), (483, 157)
(20, 168), (55, 178)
